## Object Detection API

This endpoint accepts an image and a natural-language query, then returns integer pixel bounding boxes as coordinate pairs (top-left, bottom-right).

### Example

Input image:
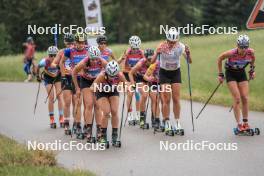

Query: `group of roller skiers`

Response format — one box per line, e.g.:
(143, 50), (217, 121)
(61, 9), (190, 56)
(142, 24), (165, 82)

(23, 28), (258, 148)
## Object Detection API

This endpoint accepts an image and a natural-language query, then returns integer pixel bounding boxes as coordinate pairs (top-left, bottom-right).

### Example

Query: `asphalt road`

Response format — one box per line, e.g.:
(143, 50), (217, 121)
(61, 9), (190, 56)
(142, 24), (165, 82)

(0, 82), (263, 176)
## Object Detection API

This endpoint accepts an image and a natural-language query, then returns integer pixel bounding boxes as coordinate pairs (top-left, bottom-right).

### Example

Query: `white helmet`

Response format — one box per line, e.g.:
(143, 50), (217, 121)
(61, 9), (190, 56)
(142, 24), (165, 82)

(88, 46), (101, 59)
(47, 46), (58, 55)
(237, 35), (249, 48)
(105, 60), (120, 77)
(166, 28), (179, 41)
(129, 35), (141, 49)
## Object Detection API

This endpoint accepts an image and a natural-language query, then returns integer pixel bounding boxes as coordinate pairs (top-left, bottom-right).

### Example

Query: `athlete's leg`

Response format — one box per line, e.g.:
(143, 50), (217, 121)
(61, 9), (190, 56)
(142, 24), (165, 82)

(227, 81), (241, 123)
(54, 82), (63, 119)
(82, 88), (94, 125)
(45, 84), (55, 123)
(160, 83), (171, 120)
(238, 81), (249, 126)
(171, 83), (181, 120)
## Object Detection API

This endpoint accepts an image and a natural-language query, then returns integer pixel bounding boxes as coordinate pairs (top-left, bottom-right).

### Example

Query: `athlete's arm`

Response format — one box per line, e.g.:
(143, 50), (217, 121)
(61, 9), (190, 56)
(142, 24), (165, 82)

(90, 72), (105, 92)
(100, 58), (108, 67)
(72, 60), (85, 93)
(129, 61), (142, 85)
(119, 50), (128, 65)
(217, 51), (231, 74)
(143, 64), (155, 82)
(182, 45), (192, 64)
(51, 49), (63, 68)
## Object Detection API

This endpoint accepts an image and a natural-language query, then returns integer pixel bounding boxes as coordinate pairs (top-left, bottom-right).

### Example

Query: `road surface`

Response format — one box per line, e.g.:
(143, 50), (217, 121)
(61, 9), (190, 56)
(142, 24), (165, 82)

(0, 82), (263, 176)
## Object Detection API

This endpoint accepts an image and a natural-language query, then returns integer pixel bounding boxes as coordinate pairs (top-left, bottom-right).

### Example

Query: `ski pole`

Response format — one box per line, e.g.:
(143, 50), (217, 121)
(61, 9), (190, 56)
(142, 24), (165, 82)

(53, 84), (65, 103)
(33, 81), (41, 115)
(196, 82), (222, 119)
(119, 92), (126, 139)
(186, 53), (195, 131)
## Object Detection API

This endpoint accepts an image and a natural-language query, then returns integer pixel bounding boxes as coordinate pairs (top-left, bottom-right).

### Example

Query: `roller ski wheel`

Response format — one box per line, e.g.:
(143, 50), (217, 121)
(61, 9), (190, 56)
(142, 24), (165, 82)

(112, 140), (121, 148)
(87, 136), (96, 144)
(64, 128), (72, 135)
(254, 128), (260, 135)
(233, 128), (254, 136)
(128, 120), (136, 126)
(50, 122), (57, 129)
(165, 129), (174, 136)
(140, 122), (149, 130)
(174, 129), (184, 136)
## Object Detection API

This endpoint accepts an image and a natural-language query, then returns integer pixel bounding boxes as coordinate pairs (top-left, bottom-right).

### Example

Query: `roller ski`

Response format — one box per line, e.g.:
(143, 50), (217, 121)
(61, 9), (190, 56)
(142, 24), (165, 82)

(173, 121), (184, 136)
(59, 116), (65, 128)
(128, 112), (136, 126)
(153, 118), (164, 133)
(139, 113), (149, 130)
(64, 121), (72, 135)
(164, 120), (174, 136)
(233, 123), (260, 136)
(111, 130), (121, 148)
(50, 117), (56, 129)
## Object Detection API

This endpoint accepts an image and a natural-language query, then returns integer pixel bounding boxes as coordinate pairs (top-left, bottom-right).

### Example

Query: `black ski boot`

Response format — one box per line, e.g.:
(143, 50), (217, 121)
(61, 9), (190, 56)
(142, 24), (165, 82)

(64, 120), (71, 135)
(112, 128), (121, 147)
(139, 112), (149, 130)
(98, 128), (109, 149)
(76, 123), (84, 140)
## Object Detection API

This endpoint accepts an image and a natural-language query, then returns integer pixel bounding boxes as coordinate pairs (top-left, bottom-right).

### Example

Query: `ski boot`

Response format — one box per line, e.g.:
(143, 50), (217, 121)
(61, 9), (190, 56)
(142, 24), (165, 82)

(64, 120), (72, 135)
(50, 117), (56, 129)
(59, 116), (65, 128)
(98, 132), (109, 149)
(86, 125), (96, 143)
(153, 118), (163, 133)
(112, 130), (121, 148)
(72, 122), (77, 134)
(164, 120), (174, 136)
(173, 121), (184, 136)
(128, 112), (136, 126)
(76, 123), (84, 140)
(135, 111), (140, 125)
(151, 113), (155, 128)
(139, 113), (149, 130)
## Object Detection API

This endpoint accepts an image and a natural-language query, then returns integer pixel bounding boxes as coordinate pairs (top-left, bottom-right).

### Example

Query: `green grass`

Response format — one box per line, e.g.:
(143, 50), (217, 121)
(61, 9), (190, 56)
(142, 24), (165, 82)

(0, 134), (95, 176)
(0, 30), (264, 111)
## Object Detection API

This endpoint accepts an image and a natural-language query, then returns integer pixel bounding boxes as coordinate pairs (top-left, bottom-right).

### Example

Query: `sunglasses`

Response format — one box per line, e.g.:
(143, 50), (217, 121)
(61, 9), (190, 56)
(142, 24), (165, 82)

(49, 54), (56, 57)
(239, 46), (249, 49)
(99, 42), (107, 45)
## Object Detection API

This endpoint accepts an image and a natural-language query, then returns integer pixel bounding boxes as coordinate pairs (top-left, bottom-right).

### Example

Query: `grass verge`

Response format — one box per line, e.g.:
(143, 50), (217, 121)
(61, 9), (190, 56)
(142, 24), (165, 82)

(0, 134), (95, 176)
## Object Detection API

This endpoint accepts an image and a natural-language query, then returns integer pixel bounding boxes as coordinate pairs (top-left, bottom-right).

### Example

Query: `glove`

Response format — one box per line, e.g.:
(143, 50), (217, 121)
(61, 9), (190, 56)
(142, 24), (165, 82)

(61, 76), (69, 86)
(36, 75), (41, 82)
(248, 65), (255, 80)
(218, 73), (225, 83)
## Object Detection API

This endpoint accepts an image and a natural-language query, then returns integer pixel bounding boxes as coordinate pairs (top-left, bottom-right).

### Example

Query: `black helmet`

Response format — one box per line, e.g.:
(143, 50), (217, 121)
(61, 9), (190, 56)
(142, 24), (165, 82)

(26, 36), (34, 43)
(96, 35), (107, 44)
(144, 49), (154, 59)
(64, 33), (75, 43)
